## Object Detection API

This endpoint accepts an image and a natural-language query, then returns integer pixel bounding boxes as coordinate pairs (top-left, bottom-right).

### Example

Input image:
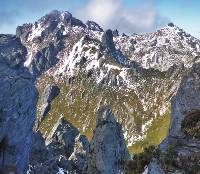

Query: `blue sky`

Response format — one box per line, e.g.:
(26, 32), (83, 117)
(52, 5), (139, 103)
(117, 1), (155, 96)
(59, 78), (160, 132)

(0, 0), (200, 38)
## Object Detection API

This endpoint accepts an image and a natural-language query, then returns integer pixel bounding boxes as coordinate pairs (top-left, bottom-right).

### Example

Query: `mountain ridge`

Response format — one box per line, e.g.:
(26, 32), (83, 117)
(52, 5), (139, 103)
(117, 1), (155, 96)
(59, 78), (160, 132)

(13, 10), (199, 151)
(0, 9), (200, 173)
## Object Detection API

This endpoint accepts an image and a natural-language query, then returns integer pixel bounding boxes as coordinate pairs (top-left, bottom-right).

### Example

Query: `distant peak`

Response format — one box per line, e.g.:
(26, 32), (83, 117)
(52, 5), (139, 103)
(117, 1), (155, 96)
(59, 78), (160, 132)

(60, 11), (73, 21)
(86, 21), (103, 32)
(168, 22), (175, 27)
(39, 10), (72, 23)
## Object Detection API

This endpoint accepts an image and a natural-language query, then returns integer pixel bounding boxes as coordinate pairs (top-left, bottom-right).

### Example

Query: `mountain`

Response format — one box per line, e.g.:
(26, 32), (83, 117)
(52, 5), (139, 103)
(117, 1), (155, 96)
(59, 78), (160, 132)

(14, 10), (200, 153)
(145, 63), (200, 174)
(1, 10), (200, 173)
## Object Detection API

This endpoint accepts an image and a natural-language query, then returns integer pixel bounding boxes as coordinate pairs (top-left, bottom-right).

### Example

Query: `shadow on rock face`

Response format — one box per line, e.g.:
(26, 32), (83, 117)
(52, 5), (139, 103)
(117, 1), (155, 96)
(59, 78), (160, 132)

(0, 34), (38, 173)
(28, 117), (89, 174)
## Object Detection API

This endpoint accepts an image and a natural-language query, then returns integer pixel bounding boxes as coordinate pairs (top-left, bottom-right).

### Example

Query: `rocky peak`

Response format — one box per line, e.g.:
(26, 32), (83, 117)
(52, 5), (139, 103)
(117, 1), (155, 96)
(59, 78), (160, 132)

(96, 106), (116, 126)
(17, 10), (86, 43)
(101, 29), (116, 52)
(39, 10), (62, 25)
(113, 29), (119, 37)
(115, 22), (200, 71)
(167, 22), (175, 27)
(86, 106), (130, 174)
(46, 116), (79, 158)
(36, 10), (85, 29)
(86, 21), (103, 32)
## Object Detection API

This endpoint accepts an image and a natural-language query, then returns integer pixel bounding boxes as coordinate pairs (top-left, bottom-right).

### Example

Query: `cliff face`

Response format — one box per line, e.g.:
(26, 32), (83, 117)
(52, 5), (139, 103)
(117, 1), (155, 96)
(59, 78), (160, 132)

(146, 63), (200, 174)
(28, 117), (90, 174)
(28, 107), (129, 174)
(0, 35), (38, 173)
(86, 106), (130, 174)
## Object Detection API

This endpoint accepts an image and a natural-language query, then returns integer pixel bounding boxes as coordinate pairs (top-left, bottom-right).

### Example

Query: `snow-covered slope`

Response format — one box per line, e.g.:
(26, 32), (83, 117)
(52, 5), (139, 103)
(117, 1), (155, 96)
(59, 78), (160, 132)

(16, 10), (200, 152)
(115, 23), (200, 71)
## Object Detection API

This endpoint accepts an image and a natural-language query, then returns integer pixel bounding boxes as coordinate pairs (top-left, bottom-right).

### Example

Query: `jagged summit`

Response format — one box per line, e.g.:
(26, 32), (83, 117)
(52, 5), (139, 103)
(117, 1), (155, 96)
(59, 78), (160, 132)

(167, 22), (175, 27)
(1, 9), (200, 173)
(13, 10), (200, 149)
(38, 10), (85, 29)
(86, 20), (103, 32)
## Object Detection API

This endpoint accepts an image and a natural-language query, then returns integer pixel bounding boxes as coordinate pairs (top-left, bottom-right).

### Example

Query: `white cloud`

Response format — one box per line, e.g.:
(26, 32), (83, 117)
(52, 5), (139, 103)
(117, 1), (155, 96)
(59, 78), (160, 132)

(79, 0), (121, 25)
(76, 0), (169, 34)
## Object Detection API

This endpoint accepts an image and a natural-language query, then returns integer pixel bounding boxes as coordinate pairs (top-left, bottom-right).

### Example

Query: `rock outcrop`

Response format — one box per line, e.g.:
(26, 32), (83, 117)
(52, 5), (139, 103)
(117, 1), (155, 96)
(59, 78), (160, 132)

(86, 106), (130, 174)
(101, 29), (116, 53)
(40, 85), (60, 122)
(29, 117), (89, 173)
(69, 134), (89, 172)
(147, 158), (165, 174)
(46, 116), (80, 158)
(86, 21), (103, 32)
(146, 63), (200, 173)
(0, 34), (38, 173)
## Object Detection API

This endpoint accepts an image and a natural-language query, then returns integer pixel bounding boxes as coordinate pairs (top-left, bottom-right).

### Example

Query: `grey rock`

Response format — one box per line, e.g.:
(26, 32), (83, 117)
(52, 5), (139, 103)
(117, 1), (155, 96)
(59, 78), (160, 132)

(160, 65), (200, 147)
(113, 29), (119, 37)
(0, 34), (27, 68)
(28, 155), (73, 174)
(40, 85), (60, 122)
(46, 117), (80, 158)
(101, 29), (116, 53)
(86, 21), (103, 32)
(151, 39), (157, 47)
(0, 34), (38, 174)
(43, 85), (60, 104)
(86, 106), (130, 174)
(148, 63), (200, 173)
(29, 132), (51, 165)
(40, 103), (51, 121)
(147, 158), (165, 174)
(29, 119), (89, 174)
(168, 22), (175, 27)
(69, 134), (89, 172)
(29, 43), (60, 76)
(16, 23), (32, 39)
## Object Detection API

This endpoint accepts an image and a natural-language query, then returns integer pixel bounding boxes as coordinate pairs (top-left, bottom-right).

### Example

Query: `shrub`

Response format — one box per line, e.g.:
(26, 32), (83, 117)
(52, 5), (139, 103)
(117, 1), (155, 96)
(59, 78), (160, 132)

(181, 110), (200, 139)
(125, 146), (158, 174)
